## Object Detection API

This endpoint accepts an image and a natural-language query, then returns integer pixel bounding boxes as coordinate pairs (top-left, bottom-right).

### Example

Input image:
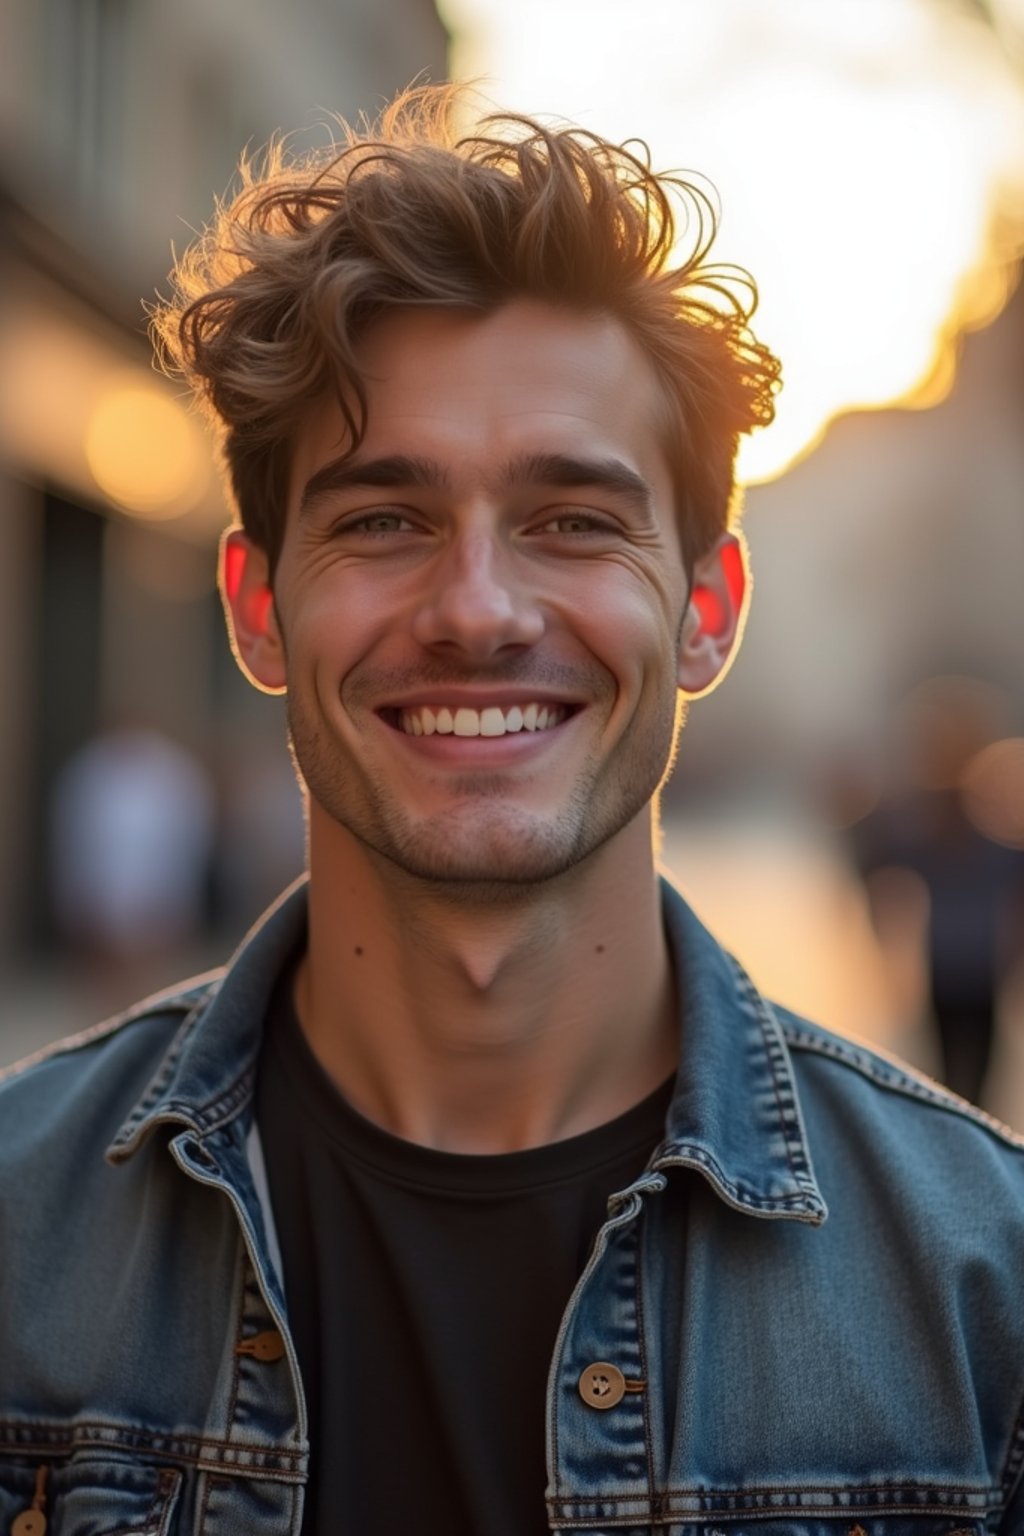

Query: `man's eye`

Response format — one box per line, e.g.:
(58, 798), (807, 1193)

(341, 511), (416, 536)
(537, 512), (614, 535)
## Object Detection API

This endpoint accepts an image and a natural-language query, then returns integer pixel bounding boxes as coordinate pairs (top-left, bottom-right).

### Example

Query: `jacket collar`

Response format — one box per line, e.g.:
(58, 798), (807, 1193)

(108, 879), (309, 1160)
(655, 882), (826, 1224)
(109, 877), (826, 1225)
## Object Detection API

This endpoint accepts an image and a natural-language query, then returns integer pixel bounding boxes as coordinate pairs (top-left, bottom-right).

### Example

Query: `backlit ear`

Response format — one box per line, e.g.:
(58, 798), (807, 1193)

(220, 529), (287, 695)
(677, 532), (749, 698)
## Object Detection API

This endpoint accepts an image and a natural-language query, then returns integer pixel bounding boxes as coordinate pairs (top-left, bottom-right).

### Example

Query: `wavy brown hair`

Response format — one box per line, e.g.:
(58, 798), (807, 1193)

(152, 85), (780, 577)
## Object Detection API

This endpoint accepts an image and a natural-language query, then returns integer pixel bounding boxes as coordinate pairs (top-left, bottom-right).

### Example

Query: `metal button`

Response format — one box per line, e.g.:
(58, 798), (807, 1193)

(12, 1513), (47, 1536)
(236, 1329), (285, 1362)
(578, 1361), (626, 1409)
(13, 1465), (48, 1535)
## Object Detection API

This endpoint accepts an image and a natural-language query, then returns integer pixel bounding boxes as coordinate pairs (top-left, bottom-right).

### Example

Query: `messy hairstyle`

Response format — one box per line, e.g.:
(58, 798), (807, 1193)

(153, 85), (780, 577)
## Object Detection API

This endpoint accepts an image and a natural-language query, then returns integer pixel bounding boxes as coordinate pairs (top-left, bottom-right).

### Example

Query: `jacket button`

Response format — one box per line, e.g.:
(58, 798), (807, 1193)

(236, 1329), (285, 1362)
(12, 1513), (47, 1536)
(578, 1361), (626, 1409)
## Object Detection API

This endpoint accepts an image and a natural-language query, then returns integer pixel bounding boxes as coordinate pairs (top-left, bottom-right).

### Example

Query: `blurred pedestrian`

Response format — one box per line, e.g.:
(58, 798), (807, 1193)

(851, 676), (1024, 1104)
(49, 724), (215, 975)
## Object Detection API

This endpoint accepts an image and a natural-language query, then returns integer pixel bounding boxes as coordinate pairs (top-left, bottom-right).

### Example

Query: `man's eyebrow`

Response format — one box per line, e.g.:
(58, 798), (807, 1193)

(297, 450), (654, 516)
(499, 452), (653, 508)
(298, 455), (450, 515)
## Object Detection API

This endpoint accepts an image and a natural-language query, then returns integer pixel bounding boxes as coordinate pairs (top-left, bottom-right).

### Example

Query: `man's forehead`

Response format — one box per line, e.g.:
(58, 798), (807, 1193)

(289, 300), (673, 498)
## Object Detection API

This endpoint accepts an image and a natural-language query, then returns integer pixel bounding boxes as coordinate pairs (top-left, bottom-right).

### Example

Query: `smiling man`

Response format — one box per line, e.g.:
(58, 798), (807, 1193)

(4, 86), (1024, 1536)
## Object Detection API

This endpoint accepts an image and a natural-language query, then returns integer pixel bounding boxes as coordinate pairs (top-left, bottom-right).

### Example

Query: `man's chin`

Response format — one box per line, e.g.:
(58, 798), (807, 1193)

(379, 828), (587, 894)
(334, 803), (597, 895)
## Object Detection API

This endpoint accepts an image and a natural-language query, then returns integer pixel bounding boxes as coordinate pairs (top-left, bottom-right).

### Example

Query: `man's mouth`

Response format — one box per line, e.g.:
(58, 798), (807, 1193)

(386, 703), (574, 738)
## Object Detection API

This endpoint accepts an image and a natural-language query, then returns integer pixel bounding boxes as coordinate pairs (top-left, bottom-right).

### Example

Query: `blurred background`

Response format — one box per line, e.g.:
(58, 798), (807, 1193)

(1, 0), (1023, 1124)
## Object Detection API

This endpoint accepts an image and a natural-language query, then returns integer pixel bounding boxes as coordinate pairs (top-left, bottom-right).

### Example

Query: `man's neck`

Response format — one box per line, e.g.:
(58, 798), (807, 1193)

(294, 812), (677, 1154)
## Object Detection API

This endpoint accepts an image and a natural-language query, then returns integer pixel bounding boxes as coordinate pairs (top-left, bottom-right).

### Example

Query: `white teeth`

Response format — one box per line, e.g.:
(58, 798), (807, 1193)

(397, 702), (567, 737)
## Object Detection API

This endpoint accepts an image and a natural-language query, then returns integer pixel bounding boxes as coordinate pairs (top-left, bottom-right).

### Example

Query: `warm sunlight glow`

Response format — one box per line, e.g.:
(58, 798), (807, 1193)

(0, 284), (224, 539)
(85, 381), (209, 518)
(442, 0), (1024, 482)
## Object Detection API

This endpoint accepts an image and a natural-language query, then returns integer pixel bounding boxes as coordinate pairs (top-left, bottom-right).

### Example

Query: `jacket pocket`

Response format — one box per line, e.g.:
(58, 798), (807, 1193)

(0, 1458), (182, 1535)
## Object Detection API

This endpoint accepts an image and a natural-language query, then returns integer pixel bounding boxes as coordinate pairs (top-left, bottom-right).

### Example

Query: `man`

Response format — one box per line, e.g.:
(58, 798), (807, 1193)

(2, 86), (1024, 1536)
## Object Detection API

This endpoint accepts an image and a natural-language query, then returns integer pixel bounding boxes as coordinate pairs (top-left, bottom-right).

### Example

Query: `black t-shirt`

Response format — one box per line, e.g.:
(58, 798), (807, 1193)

(255, 960), (673, 1536)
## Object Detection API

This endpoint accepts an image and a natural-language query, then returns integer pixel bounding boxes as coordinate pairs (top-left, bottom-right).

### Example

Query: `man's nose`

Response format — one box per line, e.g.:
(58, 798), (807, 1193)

(410, 531), (545, 660)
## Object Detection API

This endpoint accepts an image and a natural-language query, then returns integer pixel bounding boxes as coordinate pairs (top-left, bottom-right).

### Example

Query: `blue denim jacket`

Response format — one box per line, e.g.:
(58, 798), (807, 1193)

(3, 877), (1024, 1535)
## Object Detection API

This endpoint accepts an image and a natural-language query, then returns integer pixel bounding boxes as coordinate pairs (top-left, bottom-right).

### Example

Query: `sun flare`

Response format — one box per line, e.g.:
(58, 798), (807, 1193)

(441, 0), (1024, 482)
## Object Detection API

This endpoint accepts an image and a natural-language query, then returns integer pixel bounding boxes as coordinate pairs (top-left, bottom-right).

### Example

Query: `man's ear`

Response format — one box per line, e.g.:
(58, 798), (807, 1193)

(677, 532), (749, 699)
(219, 529), (287, 695)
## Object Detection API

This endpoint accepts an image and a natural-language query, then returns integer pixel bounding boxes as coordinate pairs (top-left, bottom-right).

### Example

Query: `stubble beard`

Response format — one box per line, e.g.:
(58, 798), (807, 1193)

(287, 683), (682, 901)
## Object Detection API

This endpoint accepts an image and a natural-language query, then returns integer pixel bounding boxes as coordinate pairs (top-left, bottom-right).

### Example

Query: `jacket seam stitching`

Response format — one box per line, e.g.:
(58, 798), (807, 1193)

(547, 1479), (998, 1504)
(652, 1147), (818, 1214)
(998, 1378), (1024, 1507)
(198, 1467), (217, 1530)
(727, 960), (822, 1200)
(112, 996), (216, 1143)
(162, 1070), (256, 1136)
(633, 1217), (656, 1512)
(224, 1251), (247, 1446)
(782, 1025), (1024, 1148)
(548, 1510), (993, 1529)
(0, 1444), (305, 1477)
(0, 1421), (304, 1461)
(0, 997), (200, 1088)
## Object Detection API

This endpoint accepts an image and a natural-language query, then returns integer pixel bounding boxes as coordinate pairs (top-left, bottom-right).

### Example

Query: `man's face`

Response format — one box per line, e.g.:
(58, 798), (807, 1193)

(243, 301), (705, 888)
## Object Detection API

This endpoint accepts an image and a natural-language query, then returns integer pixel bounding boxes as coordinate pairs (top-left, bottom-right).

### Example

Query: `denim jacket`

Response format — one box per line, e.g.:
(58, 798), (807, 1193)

(3, 877), (1024, 1535)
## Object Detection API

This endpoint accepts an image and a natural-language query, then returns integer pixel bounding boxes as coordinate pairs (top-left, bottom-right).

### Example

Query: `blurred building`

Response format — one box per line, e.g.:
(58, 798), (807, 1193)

(662, 271), (1024, 811)
(0, 1), (447, 983)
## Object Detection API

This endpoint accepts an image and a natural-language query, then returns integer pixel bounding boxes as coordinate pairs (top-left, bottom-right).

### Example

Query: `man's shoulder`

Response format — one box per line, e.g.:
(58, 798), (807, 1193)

(1, 881), (306, 1171)
(0, 972), (223, 1164)
(773, 1002), (1024, 1203)
(780, 1004), (1021, 1136)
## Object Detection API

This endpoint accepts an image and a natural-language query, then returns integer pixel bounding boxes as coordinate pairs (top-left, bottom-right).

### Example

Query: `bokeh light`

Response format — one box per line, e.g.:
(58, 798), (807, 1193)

(85, 381), (209, 518)
(962, 737), (1024, 848)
